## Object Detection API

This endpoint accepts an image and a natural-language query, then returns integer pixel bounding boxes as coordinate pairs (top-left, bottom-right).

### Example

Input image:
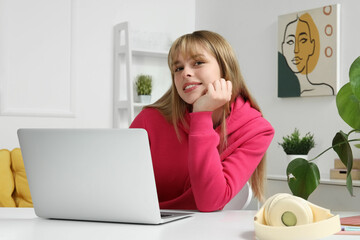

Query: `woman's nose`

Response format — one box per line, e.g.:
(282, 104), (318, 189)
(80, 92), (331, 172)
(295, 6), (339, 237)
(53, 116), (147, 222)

(182, 66), (192, 78)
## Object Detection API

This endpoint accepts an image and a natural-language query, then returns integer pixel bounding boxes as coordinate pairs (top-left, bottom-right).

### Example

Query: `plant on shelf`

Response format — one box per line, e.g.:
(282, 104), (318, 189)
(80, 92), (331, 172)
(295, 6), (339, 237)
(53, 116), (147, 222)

(135, 74), (152, 103)
(286, 56), (360, 200)
(279, 128), (315, 157)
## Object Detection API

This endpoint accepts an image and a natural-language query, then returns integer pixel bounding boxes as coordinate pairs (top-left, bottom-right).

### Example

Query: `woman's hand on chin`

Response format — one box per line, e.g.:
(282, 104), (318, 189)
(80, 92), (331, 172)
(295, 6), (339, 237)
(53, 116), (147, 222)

(192, 78), (232, 112)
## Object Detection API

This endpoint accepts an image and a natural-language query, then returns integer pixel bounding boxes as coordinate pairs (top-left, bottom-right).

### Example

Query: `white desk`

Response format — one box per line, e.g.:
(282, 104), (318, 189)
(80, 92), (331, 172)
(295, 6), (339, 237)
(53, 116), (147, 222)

(0, 208), (358, 240)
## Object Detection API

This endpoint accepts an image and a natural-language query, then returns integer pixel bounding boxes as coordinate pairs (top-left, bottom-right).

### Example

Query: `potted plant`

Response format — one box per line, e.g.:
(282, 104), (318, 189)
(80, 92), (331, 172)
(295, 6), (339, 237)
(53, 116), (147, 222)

(135, 74), (152, 103)
(286, 56), (360, 200)
(279, 128), (315, 162)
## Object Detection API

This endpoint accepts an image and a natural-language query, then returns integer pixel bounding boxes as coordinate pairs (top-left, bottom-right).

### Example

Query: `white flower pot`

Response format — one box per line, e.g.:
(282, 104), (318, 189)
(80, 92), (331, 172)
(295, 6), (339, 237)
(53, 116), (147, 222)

(286, 154), (308, 162)
(138, 95), (151, 103)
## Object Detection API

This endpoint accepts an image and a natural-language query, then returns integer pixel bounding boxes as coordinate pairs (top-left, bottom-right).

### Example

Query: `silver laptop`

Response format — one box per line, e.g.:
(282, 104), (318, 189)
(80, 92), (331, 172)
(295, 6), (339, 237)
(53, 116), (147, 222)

(17, 128), (192, 224)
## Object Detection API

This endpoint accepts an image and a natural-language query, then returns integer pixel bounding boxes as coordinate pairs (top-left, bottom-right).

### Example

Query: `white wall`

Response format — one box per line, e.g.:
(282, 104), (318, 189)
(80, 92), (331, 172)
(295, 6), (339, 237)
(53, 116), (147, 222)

(195, 0), (360, 177)
(0, 0), (195, 149)
(1, 0), (358, 181)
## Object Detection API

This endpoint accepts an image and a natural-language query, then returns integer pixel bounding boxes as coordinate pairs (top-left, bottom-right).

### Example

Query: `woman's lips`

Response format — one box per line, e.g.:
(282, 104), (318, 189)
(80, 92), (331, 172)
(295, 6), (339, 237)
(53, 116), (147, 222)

(183, 83), (201, 93)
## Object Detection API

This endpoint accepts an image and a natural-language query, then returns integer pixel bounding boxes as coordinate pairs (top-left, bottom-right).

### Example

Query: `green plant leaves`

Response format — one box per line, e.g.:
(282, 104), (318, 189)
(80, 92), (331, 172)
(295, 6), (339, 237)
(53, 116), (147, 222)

(332, 131), (354, 196)
(278, 128), (315, 154)
(349, 56), (360, 100)
(286, 158), (320, 200)
(337, 56), (360, 130)
(336, 83), (360, 130)
(285, 131), (357, 200)
(334, 56), (360, 197)
(135, 75), (152, 95)
(332, 56), (360, 198)
(285, 57), (360, 201)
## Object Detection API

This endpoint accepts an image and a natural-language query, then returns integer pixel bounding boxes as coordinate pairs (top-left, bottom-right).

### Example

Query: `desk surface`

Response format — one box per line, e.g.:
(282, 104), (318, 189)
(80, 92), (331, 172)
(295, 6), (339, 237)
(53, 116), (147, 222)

(0, 208), (358, 240)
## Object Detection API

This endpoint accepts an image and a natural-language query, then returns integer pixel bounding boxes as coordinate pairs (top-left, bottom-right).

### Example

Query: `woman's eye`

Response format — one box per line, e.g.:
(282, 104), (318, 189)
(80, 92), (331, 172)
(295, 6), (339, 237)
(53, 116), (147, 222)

(174, 67), (183, 72)
(195, 61), (204, 66)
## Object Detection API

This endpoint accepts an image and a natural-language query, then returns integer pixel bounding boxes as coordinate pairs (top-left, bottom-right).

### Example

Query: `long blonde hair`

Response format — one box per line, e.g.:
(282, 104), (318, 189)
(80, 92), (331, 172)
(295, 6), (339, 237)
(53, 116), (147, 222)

(147, 30), (266, 202)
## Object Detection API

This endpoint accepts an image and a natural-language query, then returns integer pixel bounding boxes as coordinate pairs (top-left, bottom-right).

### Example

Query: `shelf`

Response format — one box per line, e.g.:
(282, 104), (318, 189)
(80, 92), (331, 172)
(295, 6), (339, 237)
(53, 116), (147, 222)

(267, 174), (360, 187)
(133, 102), (149, 108)
(116, 49), (168, 58)
(113, 21), (169, 128)
(132, 49), (168, 58)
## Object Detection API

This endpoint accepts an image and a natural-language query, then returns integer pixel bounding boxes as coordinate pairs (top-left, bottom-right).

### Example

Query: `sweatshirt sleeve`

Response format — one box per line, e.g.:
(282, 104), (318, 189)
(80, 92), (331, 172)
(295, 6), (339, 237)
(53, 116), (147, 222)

(188, 111), (274, 212)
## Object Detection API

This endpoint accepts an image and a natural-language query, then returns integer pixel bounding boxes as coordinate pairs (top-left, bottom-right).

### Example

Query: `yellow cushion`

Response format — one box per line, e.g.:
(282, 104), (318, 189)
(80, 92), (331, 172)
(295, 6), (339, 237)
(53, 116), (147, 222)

(0, 149), (16, 207)
(11, 148), (33, 207)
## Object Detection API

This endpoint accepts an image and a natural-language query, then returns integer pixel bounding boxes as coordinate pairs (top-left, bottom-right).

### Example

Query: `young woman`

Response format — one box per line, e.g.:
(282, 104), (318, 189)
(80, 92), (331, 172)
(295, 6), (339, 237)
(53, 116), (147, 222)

(130, 30), (274, 212)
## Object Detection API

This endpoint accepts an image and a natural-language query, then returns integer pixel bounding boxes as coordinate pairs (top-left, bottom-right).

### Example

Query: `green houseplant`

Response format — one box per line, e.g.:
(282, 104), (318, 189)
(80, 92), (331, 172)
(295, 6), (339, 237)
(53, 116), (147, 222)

(135, 74), (152, 103)
(286, 56), (360, 200)
(279, 128), (315, 158)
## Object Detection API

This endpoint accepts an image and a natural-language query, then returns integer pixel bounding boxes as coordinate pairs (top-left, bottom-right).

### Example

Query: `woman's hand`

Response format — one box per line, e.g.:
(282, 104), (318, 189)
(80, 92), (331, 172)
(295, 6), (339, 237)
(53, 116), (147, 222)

(192, 78), (232, 112)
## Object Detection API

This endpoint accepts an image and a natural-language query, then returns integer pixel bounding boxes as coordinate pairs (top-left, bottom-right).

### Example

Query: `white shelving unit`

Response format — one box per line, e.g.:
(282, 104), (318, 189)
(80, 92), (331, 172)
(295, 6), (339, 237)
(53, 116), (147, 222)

(113, 22), (169, 128)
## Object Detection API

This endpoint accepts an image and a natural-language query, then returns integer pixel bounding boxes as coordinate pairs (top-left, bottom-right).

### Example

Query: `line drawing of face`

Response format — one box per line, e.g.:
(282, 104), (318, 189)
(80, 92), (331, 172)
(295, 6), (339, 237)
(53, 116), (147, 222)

(279, 12), (335, 96)
(281, 17), (315, 74)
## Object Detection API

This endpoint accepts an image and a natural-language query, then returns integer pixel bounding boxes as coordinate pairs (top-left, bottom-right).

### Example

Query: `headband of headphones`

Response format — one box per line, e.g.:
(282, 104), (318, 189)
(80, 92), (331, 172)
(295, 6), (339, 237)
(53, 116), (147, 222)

(254, 193), (341, 240)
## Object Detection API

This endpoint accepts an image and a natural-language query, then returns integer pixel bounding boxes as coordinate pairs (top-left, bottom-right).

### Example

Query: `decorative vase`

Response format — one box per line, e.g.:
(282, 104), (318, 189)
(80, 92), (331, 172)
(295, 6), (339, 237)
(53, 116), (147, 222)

(138, 95), (151, 104)
(286, 154), (308, 163)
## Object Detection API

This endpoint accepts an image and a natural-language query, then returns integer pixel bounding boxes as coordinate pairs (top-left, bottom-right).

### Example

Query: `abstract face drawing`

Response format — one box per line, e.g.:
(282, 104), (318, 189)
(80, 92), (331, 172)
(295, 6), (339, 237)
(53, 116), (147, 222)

(281, 14), (318, 75)
(278, 5), (339, 97)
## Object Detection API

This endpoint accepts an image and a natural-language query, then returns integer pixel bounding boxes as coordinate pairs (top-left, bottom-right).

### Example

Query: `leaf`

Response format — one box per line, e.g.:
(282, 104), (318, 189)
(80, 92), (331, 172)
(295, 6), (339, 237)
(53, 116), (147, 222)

(355, 144), (360, 149)
(336, 83), (360, 130)
(346, 174), (353, 198)
(286, 158), (320, 200)
(349, 56), (360, 100)
(332, 131), (354, 196)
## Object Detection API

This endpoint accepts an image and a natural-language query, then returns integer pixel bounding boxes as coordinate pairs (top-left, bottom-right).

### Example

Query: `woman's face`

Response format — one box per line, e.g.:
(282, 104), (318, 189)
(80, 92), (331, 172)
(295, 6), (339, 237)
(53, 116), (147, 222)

(172, 45), (222, 105)
(282, 20), (315, 74)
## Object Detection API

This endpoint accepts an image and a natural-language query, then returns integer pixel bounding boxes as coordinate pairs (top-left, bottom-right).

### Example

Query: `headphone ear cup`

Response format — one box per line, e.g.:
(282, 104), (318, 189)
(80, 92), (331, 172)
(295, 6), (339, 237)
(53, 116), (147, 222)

(264, 193), (292, 225)
(265, 194), (314, 227)
(292, 196), (313, 224)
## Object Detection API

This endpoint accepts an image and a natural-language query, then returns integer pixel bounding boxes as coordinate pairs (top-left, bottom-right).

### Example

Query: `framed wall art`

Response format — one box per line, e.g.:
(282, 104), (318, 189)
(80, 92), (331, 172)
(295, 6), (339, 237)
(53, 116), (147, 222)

(278, 4), (340, 97)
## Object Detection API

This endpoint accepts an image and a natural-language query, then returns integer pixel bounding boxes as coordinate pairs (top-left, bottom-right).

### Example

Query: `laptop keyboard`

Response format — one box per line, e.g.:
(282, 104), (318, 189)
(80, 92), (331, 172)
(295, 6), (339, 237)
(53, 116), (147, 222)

(160, 213), (173, 218)
(160, 211), (192, 219)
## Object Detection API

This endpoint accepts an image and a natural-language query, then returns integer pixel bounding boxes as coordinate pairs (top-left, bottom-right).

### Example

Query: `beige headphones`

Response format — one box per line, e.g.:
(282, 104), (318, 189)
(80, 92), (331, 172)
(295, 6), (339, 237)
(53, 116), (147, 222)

(254, 193), (341, 240)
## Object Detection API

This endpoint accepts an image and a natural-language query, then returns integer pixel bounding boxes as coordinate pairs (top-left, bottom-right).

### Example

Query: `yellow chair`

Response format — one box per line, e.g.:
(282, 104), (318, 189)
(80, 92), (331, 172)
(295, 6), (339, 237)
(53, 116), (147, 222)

(0, 148), (33, 207)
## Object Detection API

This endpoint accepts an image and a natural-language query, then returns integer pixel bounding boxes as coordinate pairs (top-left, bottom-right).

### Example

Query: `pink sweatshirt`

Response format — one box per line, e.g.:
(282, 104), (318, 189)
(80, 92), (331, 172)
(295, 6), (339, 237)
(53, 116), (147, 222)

(130, 97), (274, 212)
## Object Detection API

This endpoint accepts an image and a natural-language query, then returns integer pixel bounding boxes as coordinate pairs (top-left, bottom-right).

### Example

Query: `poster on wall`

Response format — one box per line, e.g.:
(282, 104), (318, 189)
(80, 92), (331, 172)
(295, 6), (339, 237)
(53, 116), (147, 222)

(278, 4), (340, 97)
